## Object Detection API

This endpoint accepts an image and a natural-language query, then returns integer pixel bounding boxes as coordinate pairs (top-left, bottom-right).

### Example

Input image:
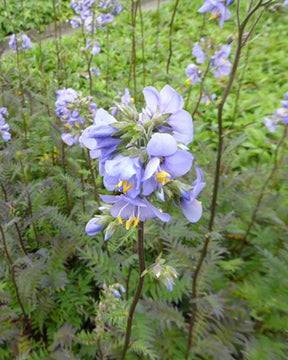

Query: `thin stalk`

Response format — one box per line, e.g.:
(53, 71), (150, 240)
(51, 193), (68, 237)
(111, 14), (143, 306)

(239, 126), (287, 251)
(185, 1), (270, 357)
(106, 26), (110, 96)
(152, 0), (161, 85)
(121, 222), (145, 360)
(138, 0), (146, 89)
(52, 0), (63, 87)
(166, 0), (180, 77)
(190, 61), (211, 117)
(86, 149), (100, 206)
(61, 143), (71, 215)
(0, 225), (28, 321)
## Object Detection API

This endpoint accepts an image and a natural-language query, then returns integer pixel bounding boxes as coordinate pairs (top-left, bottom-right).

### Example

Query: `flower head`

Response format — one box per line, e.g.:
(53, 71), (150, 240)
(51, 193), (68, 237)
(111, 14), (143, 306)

(9, 34), (32, 52)
(192, 44), (206, 64)
(211, 44), (232, 78)
(185, 64), (202, 85)
(198, 0), (232, 27)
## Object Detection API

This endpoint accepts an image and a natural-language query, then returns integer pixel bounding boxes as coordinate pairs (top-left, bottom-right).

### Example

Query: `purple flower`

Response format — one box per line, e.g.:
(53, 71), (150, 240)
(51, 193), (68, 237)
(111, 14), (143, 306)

(143, 85), (193, 145)
(79, 109), (121, 167)
(100, 194), (170, 229)
(85, 216), (103, 236)
(181, 168), (206, 223)
(198, 0), (232, 27)
(264, 117), (277, 133)
(0, 123), (11, 142)
(185, 64), (202, 85)
(121, 88), (133, 106)
(211, 44), (232, 78)
(91, 43), (101, 55)
(90, 67), (101, 77)
(201, 93), (217, 105)
(192, 44), (206, 64)
(0, 107), (11, 142)
(9, 34), (32, 52)
(142, 133), (194, 196)
(103, 155), (143, 198)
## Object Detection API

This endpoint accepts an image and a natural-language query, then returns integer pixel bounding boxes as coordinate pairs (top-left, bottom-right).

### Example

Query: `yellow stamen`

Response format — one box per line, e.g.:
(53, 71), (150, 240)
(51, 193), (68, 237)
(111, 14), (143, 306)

(64, 123), (72, 130)
(221, 59), (227, 65)
(130, 97), (135, 104)
(133, 217), (140, 228)
(62, 115), (67, 120)
(209, 13), (220, 21)
(185, 78), (192, 85)
(117, 215), (123, 224)
(155, 171), (171, 185)
(75, 123), (80, 129)
(115, 180), (134, 194)
(126, 218), (133, 230)
(205, 100), (211, 107)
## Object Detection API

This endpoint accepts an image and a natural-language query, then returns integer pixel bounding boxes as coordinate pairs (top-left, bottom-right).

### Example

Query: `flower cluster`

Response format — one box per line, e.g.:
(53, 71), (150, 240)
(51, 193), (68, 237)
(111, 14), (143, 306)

(211, 44), (232, 78)
(143, 257), (178, 291)
(9, 34), (32, 52)
(70, 0), (122, 31)
(55, 88), (97, 145)
(185, 42), (232, 85)
(84, 85), (205, 238)
(0, 107), (11, 142)
(198, 0), (234, 27)
(264, 93), (288, 132)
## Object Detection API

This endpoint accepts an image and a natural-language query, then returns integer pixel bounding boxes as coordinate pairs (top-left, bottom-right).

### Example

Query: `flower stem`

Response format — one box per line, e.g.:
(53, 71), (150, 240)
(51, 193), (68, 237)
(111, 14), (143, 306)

(121, 222), (145, 360)
(166, 0), (180, 78)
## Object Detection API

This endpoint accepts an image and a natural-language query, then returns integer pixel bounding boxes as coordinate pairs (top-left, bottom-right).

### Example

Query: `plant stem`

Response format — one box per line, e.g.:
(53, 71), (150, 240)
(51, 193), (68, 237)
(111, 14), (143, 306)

(166, 0), (180, 78)
(106, 26), (110, 96)
(0, 225), (28, 321)
(185, 1), (270, 356)
(138, 0), (146, 89)
(239, 126), (287, 252)
(121, 222), (145, 360)
(152, 0), (161, 85)
(86, 149), (100, 206)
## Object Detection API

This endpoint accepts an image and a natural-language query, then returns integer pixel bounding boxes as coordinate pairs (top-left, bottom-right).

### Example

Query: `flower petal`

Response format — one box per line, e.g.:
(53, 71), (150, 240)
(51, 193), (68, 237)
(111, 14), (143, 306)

(143, 157), (160, 181)
(147, 133), (177, 157)
(143, 86), (160, 114)
(167, 110), (193, 145)
(181, 198), (203, 223)
(162, 150), (193, 178)
(159, 85), (184, 114)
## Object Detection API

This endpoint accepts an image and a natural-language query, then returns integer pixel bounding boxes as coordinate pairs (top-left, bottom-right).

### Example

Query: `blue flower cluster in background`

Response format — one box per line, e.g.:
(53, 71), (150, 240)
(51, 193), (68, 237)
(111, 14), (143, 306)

(9, 34), (32, 52)
(0, 107), (11, 142)
(264, 93), (288, 132)
(198, 0), (234, 27)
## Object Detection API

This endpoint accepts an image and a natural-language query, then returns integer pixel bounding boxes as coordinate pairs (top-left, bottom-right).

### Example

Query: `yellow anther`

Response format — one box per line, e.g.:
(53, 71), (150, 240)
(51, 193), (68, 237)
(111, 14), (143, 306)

(221, 59), (227, 65)
(117, 215), (123, 224)
(130, 97), (135, 104)
(133, 217), (140, 228)
(205, 100), (211, 107)
(155, 171), (171, 185)
(62, 115), (67, 120)
(209, 13), (220, 21)
(75, 123), (80, 129)
(185, 78), (192, 85)
(115, 180), (133, 194)
(64, 123), (72, 130)
(126, 218), (133, 230)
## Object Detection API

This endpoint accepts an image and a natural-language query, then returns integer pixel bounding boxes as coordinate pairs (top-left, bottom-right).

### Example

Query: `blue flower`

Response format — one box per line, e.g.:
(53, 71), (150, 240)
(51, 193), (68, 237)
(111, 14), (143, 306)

(143, 85), (193, 145)
(100, 194), (170, 230)
(0, 108), (11, 142)
(9, 34), (32, 52)
(181, 168), (206, 223)
(143, 133), (193, 196)
(198, 0), (232, 28)
(192, 44), (206, 64)
(211, 44), (232, 78)
(103, 155), (143, 198)
(185, 64), (202, 85)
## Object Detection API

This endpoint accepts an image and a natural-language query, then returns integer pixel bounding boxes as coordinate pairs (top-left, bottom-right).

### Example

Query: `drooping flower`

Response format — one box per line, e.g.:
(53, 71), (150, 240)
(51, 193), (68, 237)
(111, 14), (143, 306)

(192, 44), (206, 64)
(198, 0), (232, 28)
(181, 167), (206, 223)
(201, 93), (217, 106)
(185, 64), (202, 85)
(79, 108), (121, 168)
(211, 44), (232, 78)
(9, 34), (32, 52)
(100, 194), (170, 230)
(103, 155), (143, 198)
(143, 85), (193, 145)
